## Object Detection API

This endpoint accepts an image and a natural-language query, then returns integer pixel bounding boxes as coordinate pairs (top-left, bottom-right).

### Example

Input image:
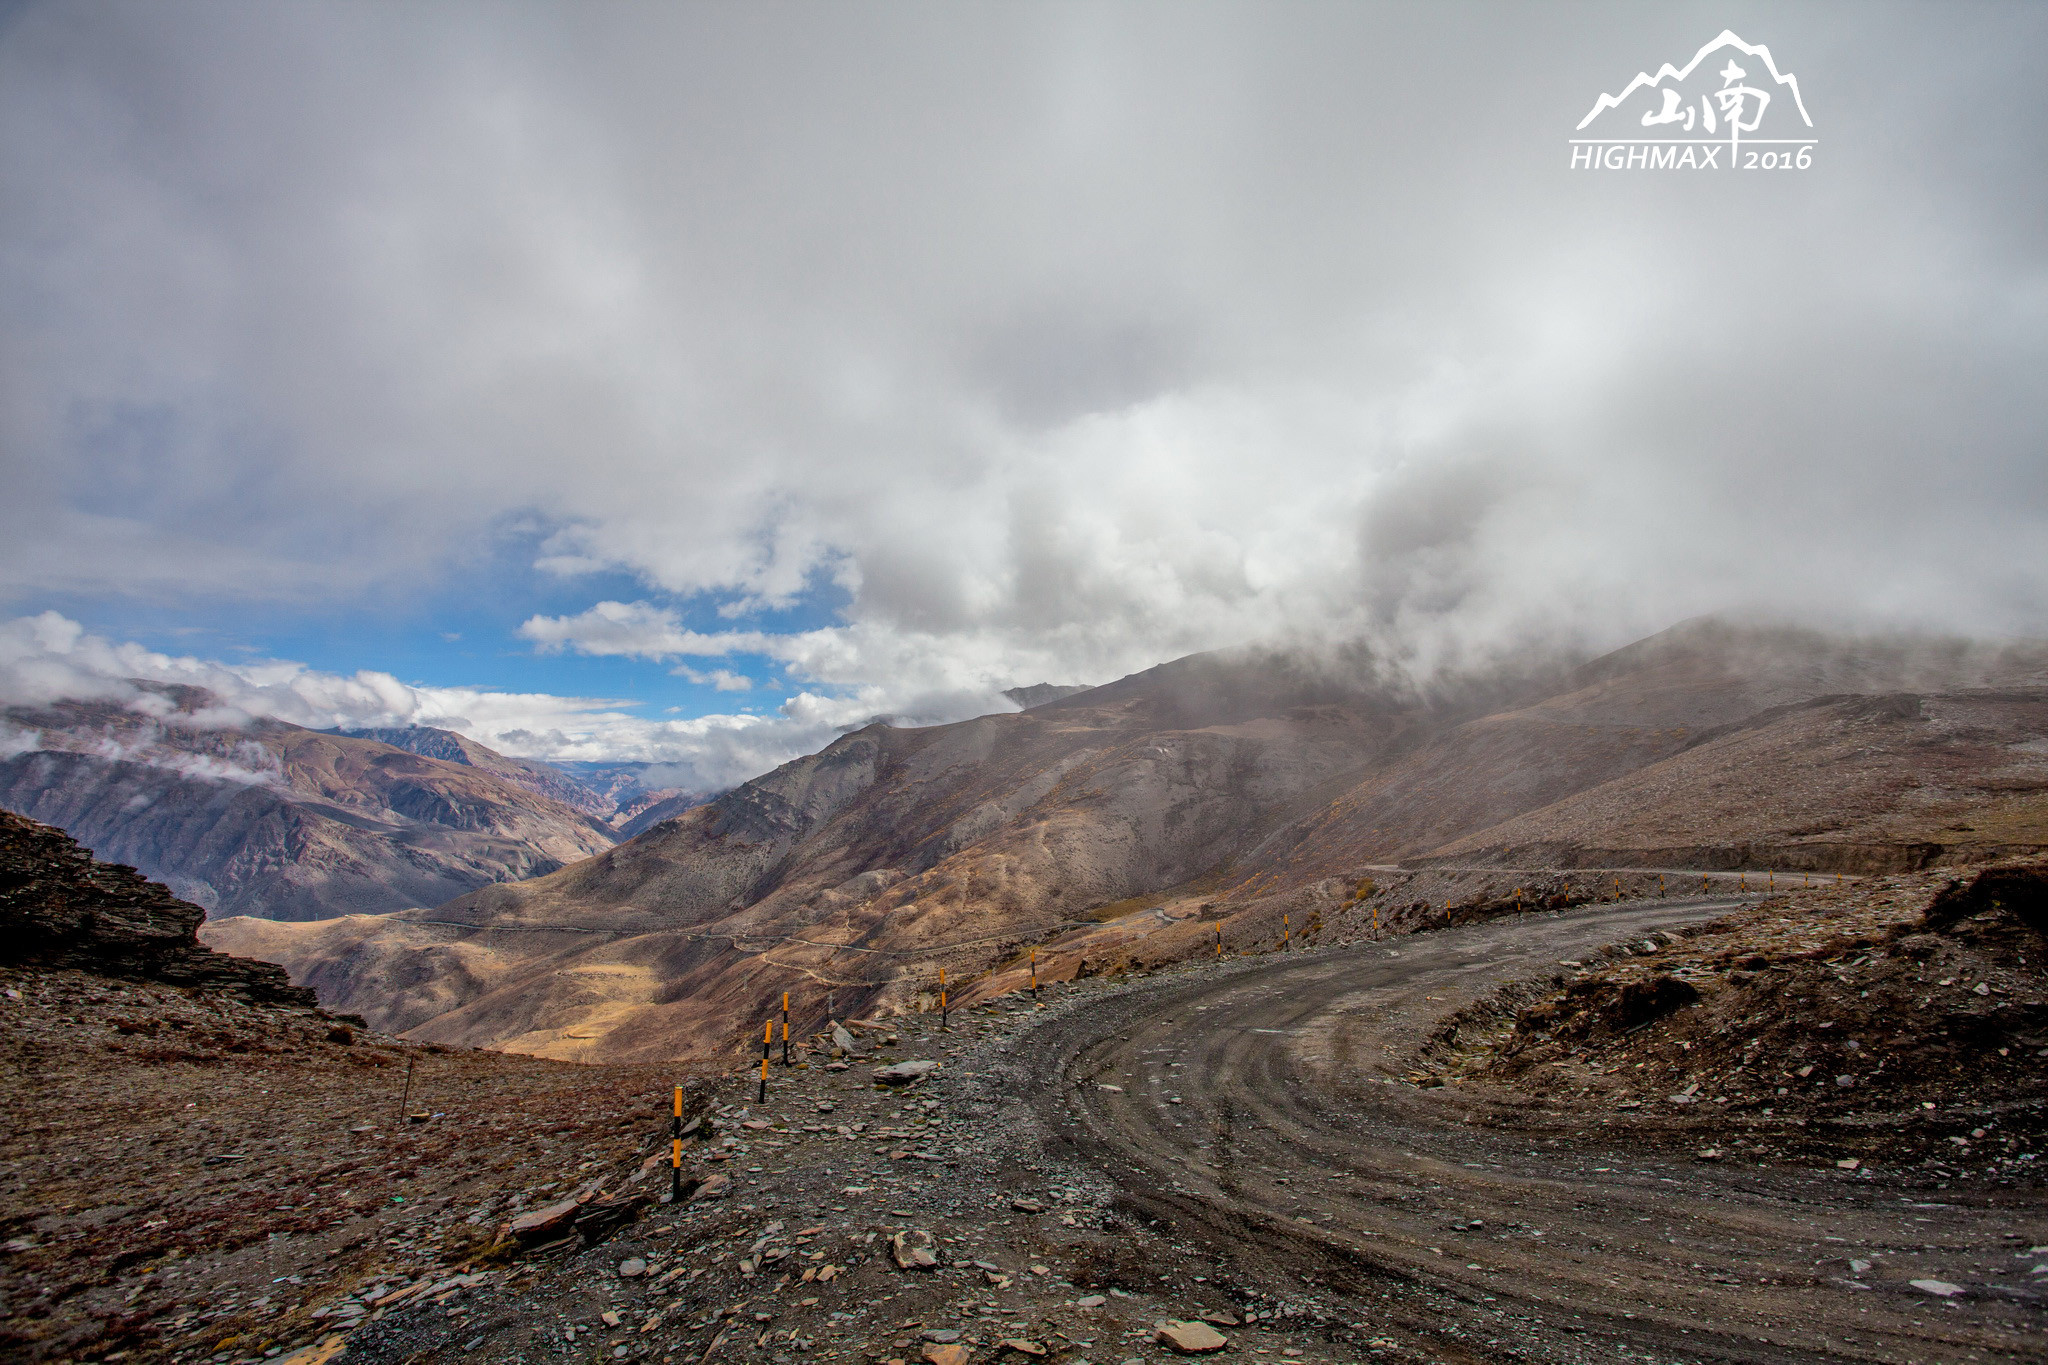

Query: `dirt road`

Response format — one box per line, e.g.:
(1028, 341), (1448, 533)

(1018, 899), (2045, 1363)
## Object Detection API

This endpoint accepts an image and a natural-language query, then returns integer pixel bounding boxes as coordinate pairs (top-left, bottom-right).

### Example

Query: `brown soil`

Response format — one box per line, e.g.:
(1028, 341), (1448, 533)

(0, 964), (685, 1361)
(1422, 865), (2048, 1172)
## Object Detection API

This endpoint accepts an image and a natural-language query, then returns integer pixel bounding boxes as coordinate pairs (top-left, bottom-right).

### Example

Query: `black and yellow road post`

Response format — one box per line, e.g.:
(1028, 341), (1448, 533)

(939, 967), (949, 1031)
(1372, 901), (1380, 939)
(780, 992), (791, 1066)
(669, 1085), (686, 1203)
(1030, 947), (1039, 1006)
(1215, 923), (1222, 958)
(1612, 875), (1621, 901)
(758, 1021), (771, 1103)
(1659, 874), (1667, 899)
(1282, 913), (1290, 951)
(1739, 871), (1747, 891)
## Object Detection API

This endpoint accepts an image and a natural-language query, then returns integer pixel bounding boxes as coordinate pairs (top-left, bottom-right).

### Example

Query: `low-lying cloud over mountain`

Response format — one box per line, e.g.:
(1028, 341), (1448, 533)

(0, 611), (1032, 790)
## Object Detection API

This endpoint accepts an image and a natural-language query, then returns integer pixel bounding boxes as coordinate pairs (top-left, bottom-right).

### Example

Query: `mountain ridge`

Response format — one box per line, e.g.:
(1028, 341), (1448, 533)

(1, 692), (616, 920)
(202, 619), (2048, 1061)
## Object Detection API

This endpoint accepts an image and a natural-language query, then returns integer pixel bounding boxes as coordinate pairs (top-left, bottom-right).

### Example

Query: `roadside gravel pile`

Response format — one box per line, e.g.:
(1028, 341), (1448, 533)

(1423, 865), (2048, 1174)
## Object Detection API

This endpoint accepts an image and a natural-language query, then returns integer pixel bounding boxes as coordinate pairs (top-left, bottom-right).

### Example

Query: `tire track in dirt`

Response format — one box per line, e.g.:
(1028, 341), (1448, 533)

(1018, 900), (2042, 1363)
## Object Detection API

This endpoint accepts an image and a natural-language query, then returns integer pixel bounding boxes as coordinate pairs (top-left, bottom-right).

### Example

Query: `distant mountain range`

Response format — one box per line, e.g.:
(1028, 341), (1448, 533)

(201, 620), (2048, 1061)
(0, 691), (618, 920)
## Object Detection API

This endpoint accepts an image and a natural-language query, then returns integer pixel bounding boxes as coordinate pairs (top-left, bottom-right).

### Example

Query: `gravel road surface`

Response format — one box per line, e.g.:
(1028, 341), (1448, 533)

(1015, 900), (2043, 1363)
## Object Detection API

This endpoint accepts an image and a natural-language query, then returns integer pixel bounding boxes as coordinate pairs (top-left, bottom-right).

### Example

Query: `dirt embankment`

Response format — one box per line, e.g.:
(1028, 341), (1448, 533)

(1414, 864), (2048, 1172)
(0, 810), (701, 1362)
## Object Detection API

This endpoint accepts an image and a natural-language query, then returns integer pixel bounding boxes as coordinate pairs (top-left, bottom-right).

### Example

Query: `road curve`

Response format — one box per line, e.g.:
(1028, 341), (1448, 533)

(1017, 899), (2041, 1364)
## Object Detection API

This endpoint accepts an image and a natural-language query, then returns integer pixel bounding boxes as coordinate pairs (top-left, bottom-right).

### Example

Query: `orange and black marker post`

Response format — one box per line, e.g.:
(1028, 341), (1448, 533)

(669, 1085), (685, 1202)
(780, 992), (791, 1066)
(1030, 948), (1039, 1005)
(1214, 923), (1222, 957)
(758, 1020), (771, 1103)
(1282, 914), (1290, 951)
(939, 967), (949, 1030)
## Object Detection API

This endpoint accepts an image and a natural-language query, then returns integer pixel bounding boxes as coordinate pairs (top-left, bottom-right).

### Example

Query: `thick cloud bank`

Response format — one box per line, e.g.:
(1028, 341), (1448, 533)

(2, 3), (2045, 768)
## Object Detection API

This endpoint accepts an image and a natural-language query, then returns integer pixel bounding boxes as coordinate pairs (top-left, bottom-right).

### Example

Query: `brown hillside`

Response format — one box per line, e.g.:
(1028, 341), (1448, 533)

(1, 691), (614, 920)
(204, 621), (2048, 1061)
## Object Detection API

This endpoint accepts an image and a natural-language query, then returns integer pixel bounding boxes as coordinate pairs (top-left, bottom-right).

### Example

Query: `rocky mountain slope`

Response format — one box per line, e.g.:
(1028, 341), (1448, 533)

(328, 725), (617, 820)
(0, 806), (683, 1363)
(0, 809), (310, 1003)
(1, 689), (615, 920)
(204, 620), (2048, 1060)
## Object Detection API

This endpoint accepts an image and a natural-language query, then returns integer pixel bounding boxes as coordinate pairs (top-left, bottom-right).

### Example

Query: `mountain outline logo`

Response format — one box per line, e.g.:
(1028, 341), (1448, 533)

(1569, 29), (1817, 172)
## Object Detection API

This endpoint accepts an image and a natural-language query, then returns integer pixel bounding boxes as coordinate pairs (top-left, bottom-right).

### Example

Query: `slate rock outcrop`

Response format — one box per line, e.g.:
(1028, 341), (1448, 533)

(0, 808), (314, 1005)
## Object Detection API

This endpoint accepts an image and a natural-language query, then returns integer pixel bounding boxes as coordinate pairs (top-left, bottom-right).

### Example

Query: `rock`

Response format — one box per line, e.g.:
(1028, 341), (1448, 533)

(325, 1024), (355, 1044)
(692, 1173), (731, 1202)
(618, 1258), (648, 1278)
(1198, 1310), (1238, 1326)
(1010, 1197), (1044, 1213)
(1836, 1158), (1860, 1170)
(891, 1229), (939, 1270)
(921, 1328), (962, 1343)
(574, 1192), (649, 1242)
(508, 1197), (583, 1244)
(1154, 1320), (1229, 1354)
(0, 810), (314, 1004)
(873, 1059), (942, 1085)
(1910, 1279), (1965, 1297)
(1075, 1294), (1107, 1308)
(924, 1346), (971, 1365)
(601, 1310), (624, 1326)
(1849, 1259), (1873, 1274)
(1097, 1084), (1123, 1092)
(999, 1340), (1048, 1356)
(274, 1337), (350, 1365)
(833, 1023), (866, 1056)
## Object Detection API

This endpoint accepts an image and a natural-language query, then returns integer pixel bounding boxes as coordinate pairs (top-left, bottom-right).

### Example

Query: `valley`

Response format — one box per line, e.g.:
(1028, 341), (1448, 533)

(6, 814), (2040, 1365)
(195, 621), (2048, 1062)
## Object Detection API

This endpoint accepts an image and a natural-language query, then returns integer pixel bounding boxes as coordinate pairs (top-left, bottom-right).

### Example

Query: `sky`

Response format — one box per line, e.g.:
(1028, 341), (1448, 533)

(2, 1), (2045, 789)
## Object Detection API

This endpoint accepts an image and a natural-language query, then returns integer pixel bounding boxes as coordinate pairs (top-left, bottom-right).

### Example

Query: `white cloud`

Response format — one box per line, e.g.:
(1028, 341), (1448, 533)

(0, 612), (1009, 790)
(671, 665), (753, 692)
(1, 4), (2044, 728)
